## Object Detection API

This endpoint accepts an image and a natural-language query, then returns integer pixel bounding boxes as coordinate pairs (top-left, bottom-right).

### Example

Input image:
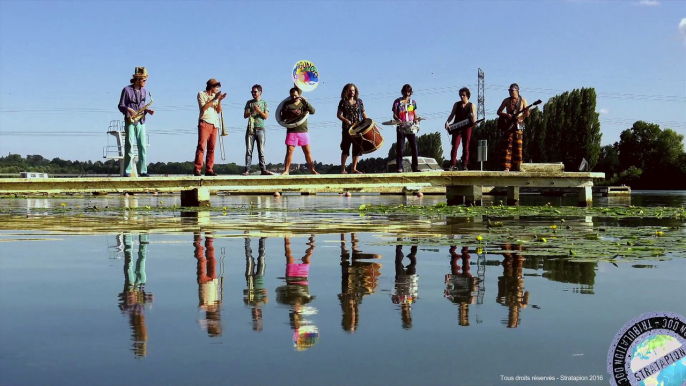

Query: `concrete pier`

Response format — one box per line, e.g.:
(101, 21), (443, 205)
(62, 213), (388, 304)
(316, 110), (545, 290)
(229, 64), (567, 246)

(0, 167), (605, 207)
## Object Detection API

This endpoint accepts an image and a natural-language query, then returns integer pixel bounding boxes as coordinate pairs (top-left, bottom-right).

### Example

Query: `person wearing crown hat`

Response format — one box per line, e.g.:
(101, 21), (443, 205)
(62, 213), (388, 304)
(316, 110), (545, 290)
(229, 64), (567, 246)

(118, 67), (154, 177)
(195, 78), (227, 176)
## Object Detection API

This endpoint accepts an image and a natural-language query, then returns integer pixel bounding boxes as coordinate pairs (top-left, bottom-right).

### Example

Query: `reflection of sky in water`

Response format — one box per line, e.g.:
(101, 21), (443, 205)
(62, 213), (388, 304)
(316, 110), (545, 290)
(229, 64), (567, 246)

(1, 228), (685, 386)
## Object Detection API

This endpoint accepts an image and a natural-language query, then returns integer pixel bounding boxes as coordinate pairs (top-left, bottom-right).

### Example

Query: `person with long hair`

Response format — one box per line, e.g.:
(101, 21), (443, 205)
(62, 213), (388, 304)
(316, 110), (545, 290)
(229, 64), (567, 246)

(337, 83), (368, 174)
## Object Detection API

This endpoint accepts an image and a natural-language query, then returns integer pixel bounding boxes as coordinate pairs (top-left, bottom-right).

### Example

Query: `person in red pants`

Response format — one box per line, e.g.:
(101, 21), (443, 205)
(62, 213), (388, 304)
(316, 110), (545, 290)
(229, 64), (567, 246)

(195, 79), (226, 176)
(445, 87), (476, 171)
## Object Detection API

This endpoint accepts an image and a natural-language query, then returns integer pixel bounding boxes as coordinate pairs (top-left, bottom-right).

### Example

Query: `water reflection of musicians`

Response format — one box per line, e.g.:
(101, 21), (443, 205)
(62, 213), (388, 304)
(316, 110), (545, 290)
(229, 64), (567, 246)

(497, 243), (529, 328)
(275, 236), (319, 351)
(117, 233), (153, 358)
(244, 237), (268, 332)
(392, 244), (419, 329)
(338, 233), (381, 333)
(444, 246), (478, 326)
(194, 232), (222, 337)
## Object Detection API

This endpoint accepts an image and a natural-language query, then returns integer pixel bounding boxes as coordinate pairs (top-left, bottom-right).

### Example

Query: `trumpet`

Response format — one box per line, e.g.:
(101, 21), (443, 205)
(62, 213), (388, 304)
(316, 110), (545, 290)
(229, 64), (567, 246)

(127, 93), (153, 124)
(219, 110), (228, 160)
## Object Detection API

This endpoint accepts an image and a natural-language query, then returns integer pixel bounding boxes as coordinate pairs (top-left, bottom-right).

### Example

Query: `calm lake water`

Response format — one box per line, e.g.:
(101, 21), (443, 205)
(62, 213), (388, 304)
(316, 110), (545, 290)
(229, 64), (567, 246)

(1, 191), (684, 386)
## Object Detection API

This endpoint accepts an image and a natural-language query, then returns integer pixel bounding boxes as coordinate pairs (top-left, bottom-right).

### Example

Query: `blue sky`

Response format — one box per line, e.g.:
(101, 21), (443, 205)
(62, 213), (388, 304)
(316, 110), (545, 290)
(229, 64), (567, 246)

(1, 0), (684, 167)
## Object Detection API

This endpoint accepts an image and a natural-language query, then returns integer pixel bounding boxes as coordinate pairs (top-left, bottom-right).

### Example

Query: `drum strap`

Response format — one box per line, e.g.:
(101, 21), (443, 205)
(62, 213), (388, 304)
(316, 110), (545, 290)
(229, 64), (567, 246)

(358, 99), (365, 122)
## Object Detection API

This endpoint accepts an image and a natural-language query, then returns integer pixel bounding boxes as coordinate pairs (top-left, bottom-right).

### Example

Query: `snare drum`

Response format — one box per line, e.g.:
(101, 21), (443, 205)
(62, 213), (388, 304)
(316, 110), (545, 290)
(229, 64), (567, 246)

(348, 118), (384, 155)
(398, 121), (420, 135)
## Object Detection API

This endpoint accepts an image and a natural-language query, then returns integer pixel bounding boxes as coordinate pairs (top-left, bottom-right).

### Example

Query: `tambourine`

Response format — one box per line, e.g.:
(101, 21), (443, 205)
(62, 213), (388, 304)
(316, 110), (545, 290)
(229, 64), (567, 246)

(276, 97), (309, 129)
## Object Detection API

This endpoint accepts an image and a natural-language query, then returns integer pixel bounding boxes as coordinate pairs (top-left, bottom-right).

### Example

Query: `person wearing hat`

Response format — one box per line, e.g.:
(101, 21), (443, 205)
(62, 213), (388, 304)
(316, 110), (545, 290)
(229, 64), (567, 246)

(496, 83), (529, 172)
(118, 67), (154, 177)
(195, 79), (227, 176)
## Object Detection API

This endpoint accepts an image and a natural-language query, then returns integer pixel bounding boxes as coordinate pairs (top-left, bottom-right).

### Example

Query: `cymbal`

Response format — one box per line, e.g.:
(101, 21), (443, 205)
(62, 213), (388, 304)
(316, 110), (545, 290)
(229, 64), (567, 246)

(382, 117), (425, 125)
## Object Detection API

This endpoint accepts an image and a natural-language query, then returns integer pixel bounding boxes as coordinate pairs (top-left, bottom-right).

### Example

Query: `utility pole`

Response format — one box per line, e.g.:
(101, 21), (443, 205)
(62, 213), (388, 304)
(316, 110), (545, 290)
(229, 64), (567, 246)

(477, 68), (485, 123)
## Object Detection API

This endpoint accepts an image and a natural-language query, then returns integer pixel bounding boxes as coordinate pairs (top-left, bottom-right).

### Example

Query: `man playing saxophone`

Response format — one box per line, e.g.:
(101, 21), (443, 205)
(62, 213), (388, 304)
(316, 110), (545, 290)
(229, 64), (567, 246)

(118, 67), (154, 177)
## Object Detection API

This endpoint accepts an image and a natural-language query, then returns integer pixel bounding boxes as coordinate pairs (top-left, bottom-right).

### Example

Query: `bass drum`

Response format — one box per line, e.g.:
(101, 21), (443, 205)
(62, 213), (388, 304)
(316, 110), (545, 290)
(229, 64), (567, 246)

(349, 118), (384, 155)
(276, 97), (309, 129)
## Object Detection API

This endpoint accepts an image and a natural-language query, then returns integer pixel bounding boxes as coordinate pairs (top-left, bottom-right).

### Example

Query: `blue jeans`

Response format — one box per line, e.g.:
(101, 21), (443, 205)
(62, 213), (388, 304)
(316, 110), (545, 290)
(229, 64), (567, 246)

(124, 122), (147, 174)
(245, 128), (267, 171)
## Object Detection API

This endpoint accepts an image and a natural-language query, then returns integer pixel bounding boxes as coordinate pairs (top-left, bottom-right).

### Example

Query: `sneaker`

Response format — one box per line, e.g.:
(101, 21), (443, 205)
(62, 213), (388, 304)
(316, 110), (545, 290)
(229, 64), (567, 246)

(261, 170), (275, 175)
(140, 173), (150, 177)
(123, 173), (130, 177)
(205, 171), (218, 177)
(193, 171), (202, 176)
(462, 166), (469, 171)
(242, 171), (250, 176)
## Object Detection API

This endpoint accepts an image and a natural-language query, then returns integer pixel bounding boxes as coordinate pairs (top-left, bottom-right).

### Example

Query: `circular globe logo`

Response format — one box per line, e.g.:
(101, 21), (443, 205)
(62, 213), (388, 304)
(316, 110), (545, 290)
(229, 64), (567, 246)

(608, 312), (686, 386)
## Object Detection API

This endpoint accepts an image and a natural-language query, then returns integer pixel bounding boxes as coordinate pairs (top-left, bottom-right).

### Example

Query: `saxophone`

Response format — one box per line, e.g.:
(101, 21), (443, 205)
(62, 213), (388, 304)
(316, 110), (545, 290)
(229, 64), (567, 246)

(127, 92), (153, 124)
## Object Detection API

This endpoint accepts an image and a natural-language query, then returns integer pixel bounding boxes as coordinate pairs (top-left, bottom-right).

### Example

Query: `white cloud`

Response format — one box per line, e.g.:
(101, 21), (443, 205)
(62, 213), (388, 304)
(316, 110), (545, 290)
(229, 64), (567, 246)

(599, 108), (609, 115)
(637, 0), (660, 6)
(680, 18), (686, 41)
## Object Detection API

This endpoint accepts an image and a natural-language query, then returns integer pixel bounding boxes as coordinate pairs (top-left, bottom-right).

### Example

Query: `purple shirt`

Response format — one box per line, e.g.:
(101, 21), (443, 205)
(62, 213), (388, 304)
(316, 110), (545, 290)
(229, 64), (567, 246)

(118, 85), (147, 124)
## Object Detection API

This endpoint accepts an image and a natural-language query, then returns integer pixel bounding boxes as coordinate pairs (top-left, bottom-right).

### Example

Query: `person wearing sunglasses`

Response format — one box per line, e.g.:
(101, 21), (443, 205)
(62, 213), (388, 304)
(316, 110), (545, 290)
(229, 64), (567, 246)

(496, 83), (529, 172)
(242, 85), (273, 176)
(195, 78), (227, 176)
(444, 87), (477, 171)
(117, 67), (154, 177)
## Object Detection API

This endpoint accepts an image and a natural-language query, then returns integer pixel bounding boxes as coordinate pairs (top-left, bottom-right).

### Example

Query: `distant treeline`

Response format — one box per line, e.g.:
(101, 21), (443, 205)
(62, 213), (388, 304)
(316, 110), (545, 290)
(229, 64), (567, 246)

(2, 88), (684, 188)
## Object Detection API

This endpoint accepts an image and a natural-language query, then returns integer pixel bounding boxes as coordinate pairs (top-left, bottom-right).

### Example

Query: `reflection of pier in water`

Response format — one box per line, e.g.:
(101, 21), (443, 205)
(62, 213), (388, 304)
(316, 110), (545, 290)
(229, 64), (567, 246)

(523, 256), (596, 295)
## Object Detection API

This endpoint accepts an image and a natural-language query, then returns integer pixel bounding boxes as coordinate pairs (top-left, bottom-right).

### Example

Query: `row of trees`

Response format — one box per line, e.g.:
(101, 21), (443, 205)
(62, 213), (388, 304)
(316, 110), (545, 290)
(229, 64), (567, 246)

(594, 121), (686, 189)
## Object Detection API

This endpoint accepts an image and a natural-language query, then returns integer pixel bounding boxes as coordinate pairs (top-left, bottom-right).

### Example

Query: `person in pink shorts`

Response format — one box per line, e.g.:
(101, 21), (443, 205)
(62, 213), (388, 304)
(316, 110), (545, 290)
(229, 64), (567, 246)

(280, 87), (318, 175)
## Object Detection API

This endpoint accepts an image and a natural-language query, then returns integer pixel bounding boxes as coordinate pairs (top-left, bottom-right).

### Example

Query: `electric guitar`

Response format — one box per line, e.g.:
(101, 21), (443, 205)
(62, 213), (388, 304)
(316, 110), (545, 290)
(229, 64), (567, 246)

(498, 99), (542, 133)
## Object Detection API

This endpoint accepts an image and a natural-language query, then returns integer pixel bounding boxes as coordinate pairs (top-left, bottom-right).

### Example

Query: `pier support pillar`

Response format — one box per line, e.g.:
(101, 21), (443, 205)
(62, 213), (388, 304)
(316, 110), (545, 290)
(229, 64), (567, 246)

(578, 186), (592, 207)
(447, 185), (482, 206)
(181, 187), (210, 207)
(507, 187), (520, 205)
